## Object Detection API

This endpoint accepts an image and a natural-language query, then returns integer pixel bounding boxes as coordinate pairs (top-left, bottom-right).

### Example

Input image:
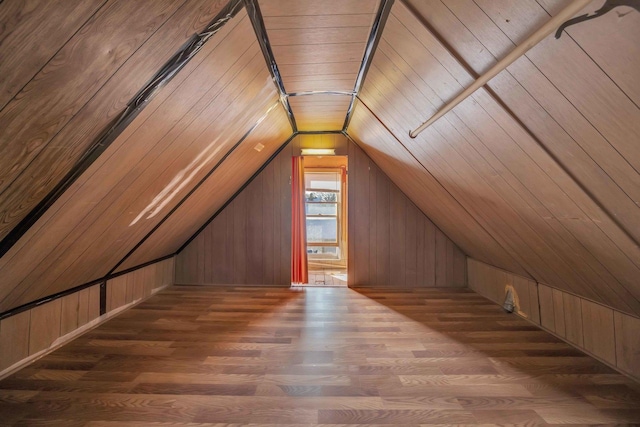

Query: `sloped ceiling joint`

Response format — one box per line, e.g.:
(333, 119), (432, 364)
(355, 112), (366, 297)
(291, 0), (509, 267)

(109, 100), (283, 275)
(243, 0), (297, 132)
(342, 0), (395, 132)
(347, 98), (534, 281)
(0, 0), (245, 260)
(176, 131), (298, 254)
(0, 252), (175, 321)
(400, 1), (640, 251)
(289, 91), (356, 97)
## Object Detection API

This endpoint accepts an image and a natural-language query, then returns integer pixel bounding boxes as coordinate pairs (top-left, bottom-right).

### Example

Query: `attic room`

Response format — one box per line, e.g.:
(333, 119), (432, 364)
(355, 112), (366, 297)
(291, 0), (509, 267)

(0, 0), (639, 424)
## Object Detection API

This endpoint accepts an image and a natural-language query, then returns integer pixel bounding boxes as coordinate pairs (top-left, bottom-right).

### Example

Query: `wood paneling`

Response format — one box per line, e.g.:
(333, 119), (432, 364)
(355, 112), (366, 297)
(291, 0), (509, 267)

(614, 312), (640, 381)
(115, 105), (292, 272)
(176, 140), (293, 285)
(2, 285), (640, 424)
(563, 292), (583, 347)
(467, 259), (539, 323)
(0, 0), (105, 109)
(0, 311), (30, 372)
(0, 11), (291, 312)
(348, 103), (528, 278)
(350, 0), (640, 316)
(28, 299), (62, 355)
(0, 257), (171, 378)
(289, 95), (353, 131)
(539, 284), (555, 331)
(108, 258), (174, 311)
(177, 135), (465, 287)
(348, 142), (466, 288)
(262, 0), (378, 129)
(469, 259), (640, 381)
(582, 299), (616, 366)
(60, 293), (80, 336)
(0, 0), (230, 242)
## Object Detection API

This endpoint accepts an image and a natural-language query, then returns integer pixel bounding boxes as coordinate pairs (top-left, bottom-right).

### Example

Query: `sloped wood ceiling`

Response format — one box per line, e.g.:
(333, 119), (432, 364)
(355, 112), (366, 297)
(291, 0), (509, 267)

(0, 6), (293, 312)
(261, 0), (379, 130)
(348, 0), (640, 316)
(0, 0), (230, 242)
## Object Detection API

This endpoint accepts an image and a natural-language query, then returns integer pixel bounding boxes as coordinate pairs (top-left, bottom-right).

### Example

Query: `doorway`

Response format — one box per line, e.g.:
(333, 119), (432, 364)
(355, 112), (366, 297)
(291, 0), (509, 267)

(293, 155), (348, 287)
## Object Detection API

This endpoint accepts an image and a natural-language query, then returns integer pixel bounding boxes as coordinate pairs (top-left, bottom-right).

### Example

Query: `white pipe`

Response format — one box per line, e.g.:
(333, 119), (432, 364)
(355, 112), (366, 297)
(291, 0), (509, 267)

(409, 0), (591, 138)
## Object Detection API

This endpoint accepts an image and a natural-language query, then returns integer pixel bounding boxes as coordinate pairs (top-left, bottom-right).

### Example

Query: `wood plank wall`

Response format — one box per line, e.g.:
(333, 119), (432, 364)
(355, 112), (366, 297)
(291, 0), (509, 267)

(350, 0), (640, 316)
(175, 142), (293, 285)
(0, 257), (174, 379)
(348, 143), (466, 287)
(468, 258), (640, 382)
(0, 0), (229, 242)
(0, 9), (290, 313)
(176, 134), (466, 287)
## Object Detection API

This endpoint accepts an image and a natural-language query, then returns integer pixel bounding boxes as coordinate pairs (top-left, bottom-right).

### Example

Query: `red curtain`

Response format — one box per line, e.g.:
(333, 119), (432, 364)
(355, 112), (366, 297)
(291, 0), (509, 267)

(291, 156), (308, 284)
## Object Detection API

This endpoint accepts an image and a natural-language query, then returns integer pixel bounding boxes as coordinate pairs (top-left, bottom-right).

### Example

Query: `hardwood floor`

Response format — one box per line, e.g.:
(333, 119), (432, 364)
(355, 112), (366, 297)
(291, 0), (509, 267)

(1, 285), (639, 425)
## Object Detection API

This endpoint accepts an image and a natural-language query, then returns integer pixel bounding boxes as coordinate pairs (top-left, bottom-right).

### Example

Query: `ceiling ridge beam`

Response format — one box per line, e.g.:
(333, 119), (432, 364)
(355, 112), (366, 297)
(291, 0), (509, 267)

(243, 0), (297, 133)
(108, 100), (283, 275)
(0, 0), (245, 260)
(342, 0), (395, 132)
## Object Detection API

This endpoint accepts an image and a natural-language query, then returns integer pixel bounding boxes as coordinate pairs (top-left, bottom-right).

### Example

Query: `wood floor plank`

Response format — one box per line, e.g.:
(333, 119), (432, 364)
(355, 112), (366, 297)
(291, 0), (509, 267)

(0, 285), (638, 424)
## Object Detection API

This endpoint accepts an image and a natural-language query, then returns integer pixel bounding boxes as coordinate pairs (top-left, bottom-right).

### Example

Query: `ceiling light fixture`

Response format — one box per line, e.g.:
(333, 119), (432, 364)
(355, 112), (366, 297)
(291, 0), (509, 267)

(300, 148), (335, 156)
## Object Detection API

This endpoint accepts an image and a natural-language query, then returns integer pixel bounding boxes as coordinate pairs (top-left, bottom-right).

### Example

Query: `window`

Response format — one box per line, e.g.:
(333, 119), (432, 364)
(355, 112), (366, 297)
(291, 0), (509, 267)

(305, 171), (341, 258)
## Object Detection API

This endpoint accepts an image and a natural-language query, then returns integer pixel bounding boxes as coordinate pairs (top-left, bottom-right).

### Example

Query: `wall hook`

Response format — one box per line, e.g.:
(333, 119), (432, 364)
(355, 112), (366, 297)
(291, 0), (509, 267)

(555, 0), (640, 38)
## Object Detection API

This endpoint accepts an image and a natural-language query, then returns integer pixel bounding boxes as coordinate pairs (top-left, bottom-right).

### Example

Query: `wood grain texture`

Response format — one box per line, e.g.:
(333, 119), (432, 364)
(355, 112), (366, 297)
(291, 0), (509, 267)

(1, 285), (639, 424)
(348, 102), (529, 278)
(0, 0), (194, 240)
(615, 311), (640, 381)
(469, 259), (640, 381)
(28, 299), (61, 355)
(60, 293), (80, 336)
(289, 94), (353, 131)
(0, 0), (105, 110)
(0, 311), (30, 371)
(262, 0), (377, 128)
(349, 141), (466, 288)
(175, 139), (293, 285)
(581, 299), (616, 366)
(0, 11), (290, 312)
(351, 0), (640, 316)
(117, 105), (292, 272)
(0, 259), (172, 380)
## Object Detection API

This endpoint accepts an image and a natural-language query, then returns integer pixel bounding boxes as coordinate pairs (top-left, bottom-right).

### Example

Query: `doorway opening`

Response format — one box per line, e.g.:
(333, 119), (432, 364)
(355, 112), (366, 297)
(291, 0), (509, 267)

(292, 155), (348, 287)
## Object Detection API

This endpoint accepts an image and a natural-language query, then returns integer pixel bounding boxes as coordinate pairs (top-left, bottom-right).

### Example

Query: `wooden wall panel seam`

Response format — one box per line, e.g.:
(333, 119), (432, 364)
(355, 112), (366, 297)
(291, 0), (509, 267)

(243, 0), (298, 132)
(355, 1), (640, 313)
(0, 0), (110, 112)
(176, 132), (297, 255)
(347, 101), (532, 280)
(98, 62), (276, 275)
(440, 94), (636, 307)
(0, 254), (173, 321)
(350, 135), (465, 287)
(0, 259), (172, 379)
(342, 0), (395, 131)
(0, 0), (196, 256)
(468, 258), (640, 382)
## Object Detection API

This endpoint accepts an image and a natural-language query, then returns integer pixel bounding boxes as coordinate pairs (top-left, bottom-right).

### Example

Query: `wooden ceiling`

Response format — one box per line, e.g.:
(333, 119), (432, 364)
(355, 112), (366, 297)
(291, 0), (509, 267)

(348, 0), (640, 316)
(0, 0), (639, 320)
(0, 5), (293, 312)
(261, 0), (379, 130)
